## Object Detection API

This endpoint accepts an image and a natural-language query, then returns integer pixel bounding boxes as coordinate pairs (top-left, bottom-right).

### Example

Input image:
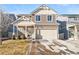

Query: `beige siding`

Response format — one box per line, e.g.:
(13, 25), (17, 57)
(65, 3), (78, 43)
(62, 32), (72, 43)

(31, 14), (57, 25)
(36, 25), (57, 30)
(17, 14), (58, 26)
(17, 14), (58, 30)
(35, 10), (57, 15)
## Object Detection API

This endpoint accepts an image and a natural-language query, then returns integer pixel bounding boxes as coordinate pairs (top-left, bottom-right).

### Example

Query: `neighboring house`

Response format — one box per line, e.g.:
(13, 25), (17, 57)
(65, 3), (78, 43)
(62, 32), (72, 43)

(12, 5), (58, 42)
(57, 20), (68, 40)
(56, 16), (68, 40)
(0, 12), (16, 38)
(63, 14), (79, 40)
(6, 14), (17, 38)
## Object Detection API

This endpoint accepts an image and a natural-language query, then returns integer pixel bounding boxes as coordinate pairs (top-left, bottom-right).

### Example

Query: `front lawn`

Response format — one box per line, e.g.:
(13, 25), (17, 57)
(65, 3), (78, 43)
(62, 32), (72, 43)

(0, 39), (30, 55)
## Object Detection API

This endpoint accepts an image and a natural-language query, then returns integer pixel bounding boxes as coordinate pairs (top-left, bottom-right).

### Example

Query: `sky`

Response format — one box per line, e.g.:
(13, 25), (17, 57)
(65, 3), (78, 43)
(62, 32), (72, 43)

(0, 4), (79, 14)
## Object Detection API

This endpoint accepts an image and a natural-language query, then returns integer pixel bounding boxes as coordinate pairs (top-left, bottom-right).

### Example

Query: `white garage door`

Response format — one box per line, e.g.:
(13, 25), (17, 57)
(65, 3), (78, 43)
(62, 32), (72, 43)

(40, 30), (57, 41)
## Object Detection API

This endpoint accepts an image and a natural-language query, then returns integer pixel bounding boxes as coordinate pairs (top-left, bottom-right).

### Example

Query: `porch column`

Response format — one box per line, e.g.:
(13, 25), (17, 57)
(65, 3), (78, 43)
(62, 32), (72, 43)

(34, 25), (36, 39)
(17, 25), (18, 39)
(25, 26), (28, 38)
(12, 25), (15, 39)
(74, 25), (78, 40)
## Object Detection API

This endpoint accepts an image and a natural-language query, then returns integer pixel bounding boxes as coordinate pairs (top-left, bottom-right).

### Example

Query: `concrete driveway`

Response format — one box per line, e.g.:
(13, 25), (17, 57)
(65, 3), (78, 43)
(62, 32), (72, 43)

(26, 39), (79, 55)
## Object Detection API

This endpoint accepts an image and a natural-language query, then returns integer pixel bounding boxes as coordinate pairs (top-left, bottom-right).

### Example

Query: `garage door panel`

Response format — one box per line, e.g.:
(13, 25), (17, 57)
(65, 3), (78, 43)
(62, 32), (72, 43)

(40, 30), (57, 41)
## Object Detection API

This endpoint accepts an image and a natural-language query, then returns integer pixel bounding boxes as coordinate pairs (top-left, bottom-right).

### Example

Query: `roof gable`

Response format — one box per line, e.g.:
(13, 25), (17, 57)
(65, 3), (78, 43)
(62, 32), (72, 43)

(31, 4), (58, 15)
(12, 16), (35, 26)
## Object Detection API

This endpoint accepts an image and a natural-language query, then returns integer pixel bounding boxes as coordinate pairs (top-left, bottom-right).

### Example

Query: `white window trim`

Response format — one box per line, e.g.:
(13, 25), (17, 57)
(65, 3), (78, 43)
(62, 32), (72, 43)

(46, 15), (53, 22)
(35, 15), (41, 22)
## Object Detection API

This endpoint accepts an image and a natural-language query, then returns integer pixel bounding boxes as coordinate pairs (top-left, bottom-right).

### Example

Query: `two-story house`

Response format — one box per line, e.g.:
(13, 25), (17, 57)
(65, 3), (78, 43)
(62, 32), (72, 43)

(12, 5), (58, 42)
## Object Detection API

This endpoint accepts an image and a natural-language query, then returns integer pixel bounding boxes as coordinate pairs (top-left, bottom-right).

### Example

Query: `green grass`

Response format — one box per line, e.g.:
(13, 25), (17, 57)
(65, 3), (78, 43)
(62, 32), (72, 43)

(0, 39), (30, 55)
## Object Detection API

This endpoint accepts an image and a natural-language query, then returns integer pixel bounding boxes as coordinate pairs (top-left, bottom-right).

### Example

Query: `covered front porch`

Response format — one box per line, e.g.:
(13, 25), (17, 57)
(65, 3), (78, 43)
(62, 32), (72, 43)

(12, 16), (36, 39)
(68, 24), (79, 40)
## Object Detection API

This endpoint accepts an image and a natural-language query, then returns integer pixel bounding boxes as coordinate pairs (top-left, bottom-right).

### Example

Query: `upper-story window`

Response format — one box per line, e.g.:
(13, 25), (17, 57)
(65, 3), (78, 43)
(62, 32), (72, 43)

(47, 15), (52, 22)
(36, 15), (40, 22)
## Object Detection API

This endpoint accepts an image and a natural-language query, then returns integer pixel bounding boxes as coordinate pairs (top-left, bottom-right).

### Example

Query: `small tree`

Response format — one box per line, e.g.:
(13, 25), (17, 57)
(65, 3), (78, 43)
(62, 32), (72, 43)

(0, 9), (3, 45)
(0, 9), (16, 45)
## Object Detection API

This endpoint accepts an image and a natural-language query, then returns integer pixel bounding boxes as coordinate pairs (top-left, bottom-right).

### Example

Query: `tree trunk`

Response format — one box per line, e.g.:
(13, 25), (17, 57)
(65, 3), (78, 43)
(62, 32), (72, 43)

(0, 39), (2, 45)
(0, 10), (2, 45)
(0, 32), (2, 45)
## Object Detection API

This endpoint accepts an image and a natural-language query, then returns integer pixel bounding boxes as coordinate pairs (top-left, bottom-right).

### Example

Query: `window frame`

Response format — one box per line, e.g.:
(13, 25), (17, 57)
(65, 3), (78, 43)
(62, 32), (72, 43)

(35, 15), (41, 22)
(47, 15), (53, 22)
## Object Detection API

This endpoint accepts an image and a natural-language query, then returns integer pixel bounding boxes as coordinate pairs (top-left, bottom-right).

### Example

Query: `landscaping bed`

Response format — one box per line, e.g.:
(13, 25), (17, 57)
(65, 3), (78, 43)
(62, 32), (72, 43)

(0, 39), (30, 55)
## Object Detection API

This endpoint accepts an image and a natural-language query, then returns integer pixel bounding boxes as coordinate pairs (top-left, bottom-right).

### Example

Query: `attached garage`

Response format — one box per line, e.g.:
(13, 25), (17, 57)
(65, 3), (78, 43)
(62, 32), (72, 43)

(40, 30), (57, 41)
(36, 25), (58, 41)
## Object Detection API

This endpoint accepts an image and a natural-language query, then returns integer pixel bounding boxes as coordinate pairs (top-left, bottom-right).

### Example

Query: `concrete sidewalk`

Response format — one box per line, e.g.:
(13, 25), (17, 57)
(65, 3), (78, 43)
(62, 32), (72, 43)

(53, 39), (79, 54)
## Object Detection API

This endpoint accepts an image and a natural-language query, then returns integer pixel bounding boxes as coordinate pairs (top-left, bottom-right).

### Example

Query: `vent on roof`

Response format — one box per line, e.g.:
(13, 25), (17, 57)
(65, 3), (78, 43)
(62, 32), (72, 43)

(39, 4), (50, 10)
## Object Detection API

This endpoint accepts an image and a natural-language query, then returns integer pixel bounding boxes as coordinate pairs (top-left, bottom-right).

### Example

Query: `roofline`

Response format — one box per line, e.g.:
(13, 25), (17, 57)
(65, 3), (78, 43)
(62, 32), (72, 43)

(16, 14), (31, 16)
(31, 4), (59, 14)
(62, 14), (79, 16)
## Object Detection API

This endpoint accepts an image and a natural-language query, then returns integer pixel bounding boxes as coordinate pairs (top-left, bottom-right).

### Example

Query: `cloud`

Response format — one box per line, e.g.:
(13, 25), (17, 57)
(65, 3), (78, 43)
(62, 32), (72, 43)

(59, 4), (69, 6)
(66, 8), (79, 14)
